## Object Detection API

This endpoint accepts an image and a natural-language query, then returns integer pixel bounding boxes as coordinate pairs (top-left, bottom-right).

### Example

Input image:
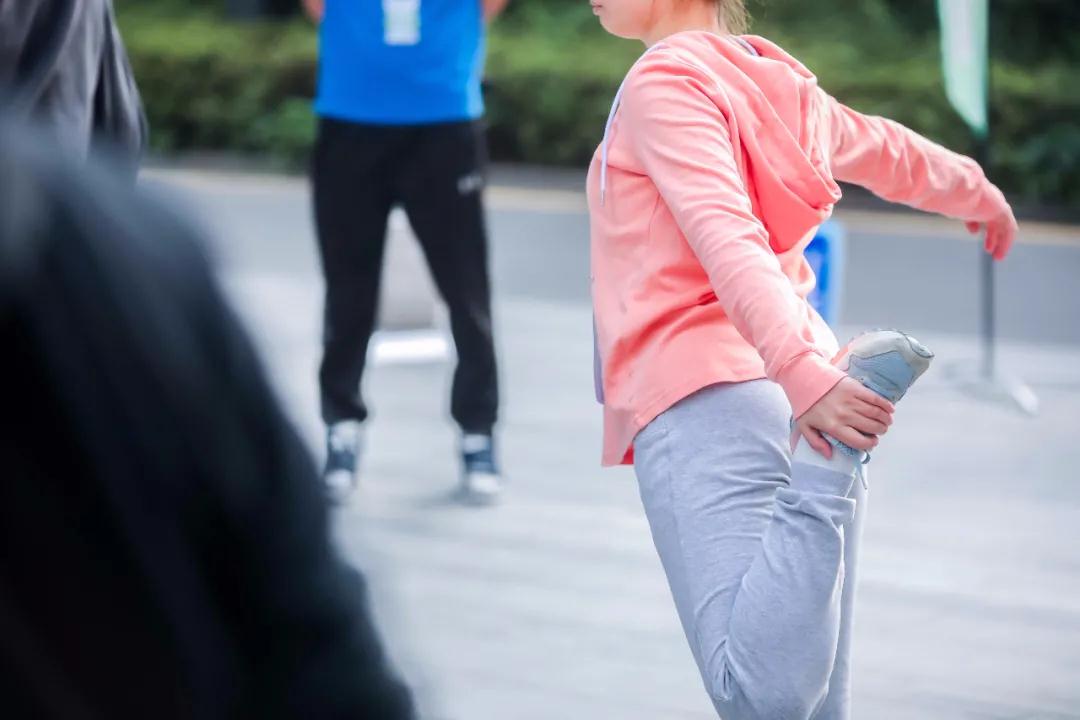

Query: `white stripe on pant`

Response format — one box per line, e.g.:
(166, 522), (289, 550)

(633, 379), (866, 720)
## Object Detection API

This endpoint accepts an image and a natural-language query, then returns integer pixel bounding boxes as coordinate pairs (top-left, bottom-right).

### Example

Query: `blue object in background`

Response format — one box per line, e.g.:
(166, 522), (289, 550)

(804, 220), (846, 327)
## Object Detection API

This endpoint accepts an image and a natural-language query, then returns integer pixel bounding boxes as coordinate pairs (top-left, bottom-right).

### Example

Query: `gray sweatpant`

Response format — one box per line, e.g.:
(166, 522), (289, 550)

(633, 380), (866, 720)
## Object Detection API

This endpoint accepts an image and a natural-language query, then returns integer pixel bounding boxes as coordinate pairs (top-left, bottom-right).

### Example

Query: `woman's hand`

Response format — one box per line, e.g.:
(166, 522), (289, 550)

(793, 378), (895, 459)
(966, 191), (1018, 261)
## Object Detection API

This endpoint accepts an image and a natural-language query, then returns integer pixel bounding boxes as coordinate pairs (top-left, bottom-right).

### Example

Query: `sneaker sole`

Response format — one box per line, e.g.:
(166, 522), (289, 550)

(324, 469), (358, 506)
(459, 472), (503, 506)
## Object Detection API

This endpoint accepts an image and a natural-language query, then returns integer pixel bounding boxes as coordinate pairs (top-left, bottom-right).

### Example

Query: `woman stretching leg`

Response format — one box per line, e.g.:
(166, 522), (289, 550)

(587, 1), (1017, 718)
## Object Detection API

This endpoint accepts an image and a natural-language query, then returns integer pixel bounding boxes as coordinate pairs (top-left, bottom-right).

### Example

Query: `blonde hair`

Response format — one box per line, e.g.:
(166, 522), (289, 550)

(717, 0), (750, 34)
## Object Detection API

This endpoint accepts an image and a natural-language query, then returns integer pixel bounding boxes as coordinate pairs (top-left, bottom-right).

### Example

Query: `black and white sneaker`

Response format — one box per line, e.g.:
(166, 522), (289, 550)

(323, 421), (361, 505)
(460, 433), (502, 506)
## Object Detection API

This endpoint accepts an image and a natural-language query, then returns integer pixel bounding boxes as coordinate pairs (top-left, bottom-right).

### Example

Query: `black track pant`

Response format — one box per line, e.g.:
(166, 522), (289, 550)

(312, 116), (498, 434)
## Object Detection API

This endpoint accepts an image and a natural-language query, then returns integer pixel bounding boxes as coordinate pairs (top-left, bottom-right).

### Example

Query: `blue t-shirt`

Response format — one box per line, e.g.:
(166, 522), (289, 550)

(315, 1), (485, 125)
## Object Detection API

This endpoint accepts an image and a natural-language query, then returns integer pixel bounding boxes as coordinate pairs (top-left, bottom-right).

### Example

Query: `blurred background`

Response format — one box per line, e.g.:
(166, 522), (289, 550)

(119, 0), (1080, 206)
(107, 0), (1080, 717)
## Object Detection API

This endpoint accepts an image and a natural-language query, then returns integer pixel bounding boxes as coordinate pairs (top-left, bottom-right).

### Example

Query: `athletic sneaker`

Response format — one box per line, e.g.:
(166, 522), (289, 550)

(460, 433), (502, 505)
(323, 420), (362, 504)
(828, 329), (935, 459)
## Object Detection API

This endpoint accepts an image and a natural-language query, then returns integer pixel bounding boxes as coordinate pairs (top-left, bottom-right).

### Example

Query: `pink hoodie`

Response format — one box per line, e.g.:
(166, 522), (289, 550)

(589, 32), (1009, 466)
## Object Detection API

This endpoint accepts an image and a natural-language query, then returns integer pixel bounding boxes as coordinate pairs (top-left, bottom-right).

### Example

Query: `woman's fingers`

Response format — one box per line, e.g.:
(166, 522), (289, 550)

(799, 425), (833, 459)
(970, 214), (1017, 262)
(833, 425), (878, 452)
(846, 409), (888, 436)
(988, 227), (1004, 258)
(995, 223), (1016, 260)
(853, 384), (894, 414)
(983, 216), (1017, 261)
(855, 398), (893, 427)
(798, 380), (895, 456)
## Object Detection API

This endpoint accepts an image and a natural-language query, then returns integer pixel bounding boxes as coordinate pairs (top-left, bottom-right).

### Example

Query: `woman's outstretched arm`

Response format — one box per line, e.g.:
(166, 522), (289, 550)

(820, 90), (1017, 260)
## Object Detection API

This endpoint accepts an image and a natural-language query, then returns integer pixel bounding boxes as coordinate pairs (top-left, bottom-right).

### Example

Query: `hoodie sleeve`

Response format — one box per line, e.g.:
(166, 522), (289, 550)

(820, 90), (1009, 223)
(619, 54), (845, 419)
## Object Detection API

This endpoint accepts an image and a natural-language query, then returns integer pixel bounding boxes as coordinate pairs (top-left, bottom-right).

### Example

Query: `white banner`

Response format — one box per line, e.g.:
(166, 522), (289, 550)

(938, 0), (989, 137)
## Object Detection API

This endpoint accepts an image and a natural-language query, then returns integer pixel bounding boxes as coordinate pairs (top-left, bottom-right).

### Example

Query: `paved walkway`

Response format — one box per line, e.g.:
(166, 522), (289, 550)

(227, 272), (1080, 720)
(151, 167), (1080, 719)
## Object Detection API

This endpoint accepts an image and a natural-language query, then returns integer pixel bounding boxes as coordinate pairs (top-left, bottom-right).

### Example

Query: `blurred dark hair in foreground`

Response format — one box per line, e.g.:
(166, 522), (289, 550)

(0, 117), (414, 719)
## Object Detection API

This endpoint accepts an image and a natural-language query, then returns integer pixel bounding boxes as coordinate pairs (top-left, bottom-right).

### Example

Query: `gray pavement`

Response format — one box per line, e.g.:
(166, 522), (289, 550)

(150, 167), (1080, 719)
(144, 165), (1080, 345)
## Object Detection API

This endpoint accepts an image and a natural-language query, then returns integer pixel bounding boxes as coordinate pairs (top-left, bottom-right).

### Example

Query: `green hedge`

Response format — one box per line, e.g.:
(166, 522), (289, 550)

(116, 4), (318, 166)
(116, 2), (1080, 206)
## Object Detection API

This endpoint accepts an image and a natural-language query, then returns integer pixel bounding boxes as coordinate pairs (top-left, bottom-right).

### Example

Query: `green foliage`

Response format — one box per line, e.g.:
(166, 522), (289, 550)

(117, 1), (1080, 206)
(117, 4), (316, 156)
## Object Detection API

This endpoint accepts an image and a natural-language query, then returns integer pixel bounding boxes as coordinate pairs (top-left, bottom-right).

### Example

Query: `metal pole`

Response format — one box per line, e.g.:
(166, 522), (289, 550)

(943, 0), (1038, 416)
(975, 137), (995, 380)
(981, 240), (995, 378)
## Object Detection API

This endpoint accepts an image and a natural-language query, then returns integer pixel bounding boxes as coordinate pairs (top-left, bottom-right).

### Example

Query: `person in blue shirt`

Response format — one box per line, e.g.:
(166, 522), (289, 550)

(303, 0), (508, 505)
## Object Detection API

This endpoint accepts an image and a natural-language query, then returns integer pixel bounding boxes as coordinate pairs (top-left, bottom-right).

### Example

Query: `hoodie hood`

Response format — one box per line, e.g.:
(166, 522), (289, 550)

(653, 32), (842, 246)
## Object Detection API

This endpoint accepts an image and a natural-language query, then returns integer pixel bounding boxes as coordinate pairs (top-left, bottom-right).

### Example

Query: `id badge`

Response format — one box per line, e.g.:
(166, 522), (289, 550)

(383, 0), (421, 46)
